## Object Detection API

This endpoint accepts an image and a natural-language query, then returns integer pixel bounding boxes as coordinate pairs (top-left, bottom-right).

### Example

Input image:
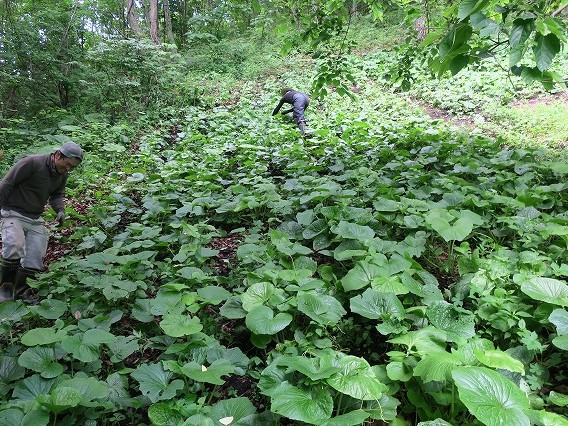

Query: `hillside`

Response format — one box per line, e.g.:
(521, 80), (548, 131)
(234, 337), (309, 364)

(1, 14), (568, 426)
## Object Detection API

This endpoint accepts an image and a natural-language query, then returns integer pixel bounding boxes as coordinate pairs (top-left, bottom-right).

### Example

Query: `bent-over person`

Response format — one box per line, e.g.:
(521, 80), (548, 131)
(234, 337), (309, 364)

(272, 88), (310, 136)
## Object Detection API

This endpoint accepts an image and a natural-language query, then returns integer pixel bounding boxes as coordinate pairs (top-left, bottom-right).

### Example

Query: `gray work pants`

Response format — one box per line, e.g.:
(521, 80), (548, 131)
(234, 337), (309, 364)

(1, 209), (48, 270)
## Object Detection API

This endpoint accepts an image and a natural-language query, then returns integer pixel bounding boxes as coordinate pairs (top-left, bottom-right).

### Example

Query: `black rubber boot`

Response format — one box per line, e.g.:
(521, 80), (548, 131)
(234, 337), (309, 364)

(0, 258), (20, 303)
(14, 267), (39, 305)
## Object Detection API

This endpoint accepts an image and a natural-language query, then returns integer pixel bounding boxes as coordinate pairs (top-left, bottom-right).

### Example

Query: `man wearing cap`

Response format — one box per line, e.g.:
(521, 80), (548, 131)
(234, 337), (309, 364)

(0, 142), (83, 303)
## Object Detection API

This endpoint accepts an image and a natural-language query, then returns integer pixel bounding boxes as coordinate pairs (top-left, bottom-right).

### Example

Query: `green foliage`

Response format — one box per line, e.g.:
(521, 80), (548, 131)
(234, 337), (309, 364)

(1, 8), (568, 425)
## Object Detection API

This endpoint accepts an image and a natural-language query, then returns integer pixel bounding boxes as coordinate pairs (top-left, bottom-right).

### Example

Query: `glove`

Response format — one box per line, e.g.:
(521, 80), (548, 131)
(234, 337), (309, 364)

(56, 211), (65, 226)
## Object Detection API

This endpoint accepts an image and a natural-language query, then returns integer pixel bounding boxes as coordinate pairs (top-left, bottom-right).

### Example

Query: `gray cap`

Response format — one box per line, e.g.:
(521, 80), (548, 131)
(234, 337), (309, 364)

(59, 142), (83, 163)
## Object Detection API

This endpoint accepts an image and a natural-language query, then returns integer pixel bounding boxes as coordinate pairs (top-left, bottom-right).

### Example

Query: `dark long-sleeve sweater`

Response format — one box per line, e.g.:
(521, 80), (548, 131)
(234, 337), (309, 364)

(272, 90), (310, 124)
(0, 154), (67, 219)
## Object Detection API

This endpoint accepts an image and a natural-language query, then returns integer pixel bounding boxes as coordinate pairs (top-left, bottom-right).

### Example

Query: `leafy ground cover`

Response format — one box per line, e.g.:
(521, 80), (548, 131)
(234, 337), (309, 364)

(1, 29), (568, 426)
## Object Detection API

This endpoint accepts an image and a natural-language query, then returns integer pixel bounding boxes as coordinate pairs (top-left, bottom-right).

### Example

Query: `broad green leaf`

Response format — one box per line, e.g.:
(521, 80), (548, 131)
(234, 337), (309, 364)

(296, 210), (315, 226)
(211, 397), (258, 424)
(179, 359), (235, 385)
(58, 377), (109, 403)
(326, 355), (387, 400)
(386, 361), (412, 382)
(371, 275), (409, 295)
(12, 374), (58, 400)
(549, 309), (568, 334)
(365, 394), (400, 421)
(549, 391), (568, 407)
(552, 335), (568, 350)
(61, 329), (116, 363)
(277, 355), (341, 381)
(532, 409), (568, 426)
(417, 420), (453, 426)
(148, 403), (184, 426)
(21, 327), (67, 346)
(258, 362), (288, 397)
(131, 363), (185, 403)
(159, 314), (203, 337)
(426, 214), (474, 242)
(271, 381), (333, 424)
(198, 286), (231, 305)
(474, 348), (525, 374)
(0, 356), (26, 395)
(18, 347), (64, 378)
(452, 367), (530, 426)
(220, 296), (247, 319)
(520, 277), (568, 306)
(29, 299), (67, 319)
(533, 33), (561, 71)
(341, 260), (385, 292)
(303, 219), (328, 239)
(107, 335), (140, 362)
(245, 306), (292, 335)
(0, 302), (29, 323)
(350, 289), (405, 320)
(458, 0), (490, 21)
(510, 18), (535, 47)
(37, 387), (83, 414)
(414, 352), (463, 382)
(426, 301), (476, 341)
(297, 293), (346, 325)
(0, 408), (49, 426)
(242, 282), (276, 312)
(388, 326), (447, 354)
(333, 239), (367, 260)
(333, 221), (375, 241)
(373, 198), (399, 212)
(321, 410), (370, 426)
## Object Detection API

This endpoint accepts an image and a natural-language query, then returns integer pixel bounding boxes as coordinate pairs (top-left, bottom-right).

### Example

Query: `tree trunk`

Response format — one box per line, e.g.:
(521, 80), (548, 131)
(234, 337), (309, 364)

(149, 0), (160, 43)
(125, 0), (143, 37)
(163, 0), (176, 45)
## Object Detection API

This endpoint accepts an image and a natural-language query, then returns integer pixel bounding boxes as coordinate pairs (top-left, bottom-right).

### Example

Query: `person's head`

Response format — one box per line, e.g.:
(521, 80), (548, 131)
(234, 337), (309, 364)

(280, 87), (292, 97)
(54, 141), (83, 174)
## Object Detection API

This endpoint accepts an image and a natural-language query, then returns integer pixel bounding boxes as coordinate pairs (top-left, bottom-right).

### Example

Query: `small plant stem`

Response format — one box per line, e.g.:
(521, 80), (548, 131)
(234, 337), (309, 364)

(335, 392), (344, 416)
(449, 240), (455, 274)
(207, 385), (218, 405)
(451, 381), (455, 418)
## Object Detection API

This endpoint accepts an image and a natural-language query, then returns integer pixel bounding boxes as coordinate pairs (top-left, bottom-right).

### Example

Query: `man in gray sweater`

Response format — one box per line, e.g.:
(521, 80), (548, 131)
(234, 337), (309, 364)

(272, 88), (310, 136)
(0, 142), (83, 303)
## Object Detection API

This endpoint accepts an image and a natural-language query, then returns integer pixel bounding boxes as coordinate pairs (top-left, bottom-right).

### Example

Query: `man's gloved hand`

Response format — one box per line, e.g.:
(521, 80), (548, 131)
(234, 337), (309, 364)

(56, 211), (65, 226)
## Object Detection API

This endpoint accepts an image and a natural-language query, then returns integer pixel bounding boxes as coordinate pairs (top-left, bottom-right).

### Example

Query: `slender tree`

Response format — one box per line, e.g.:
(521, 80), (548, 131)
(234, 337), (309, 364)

(163, 0), (176, 44)
(149, 0), (160, 43)
(126, 0), (143, 37)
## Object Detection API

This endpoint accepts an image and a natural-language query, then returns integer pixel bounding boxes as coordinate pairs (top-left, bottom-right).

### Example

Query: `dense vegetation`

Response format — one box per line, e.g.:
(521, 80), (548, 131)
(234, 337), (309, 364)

(1, 1), (567, 425)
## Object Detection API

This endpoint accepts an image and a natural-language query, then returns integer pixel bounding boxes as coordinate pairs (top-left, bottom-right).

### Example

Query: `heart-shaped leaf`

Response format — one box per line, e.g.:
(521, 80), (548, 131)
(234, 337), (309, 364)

(0, 356), (26, 395)
(271, 381), (333, 424)
(18, 347), (64, 378)
(29, 299), (67, 319)
(61, 329), (116, 363)
(452, 366), (530, 426)
(521, 277), (568, 306)
(179, 359), (235, 385)
(245, 306), (292, 335)
(297, 292), (346, 325)
(326, 355), (387, 400)
(159, 314), (203, 337)
(131, 362), (185, 403)
(350, 288), (405, 320)
(21, 327), (67, 346)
